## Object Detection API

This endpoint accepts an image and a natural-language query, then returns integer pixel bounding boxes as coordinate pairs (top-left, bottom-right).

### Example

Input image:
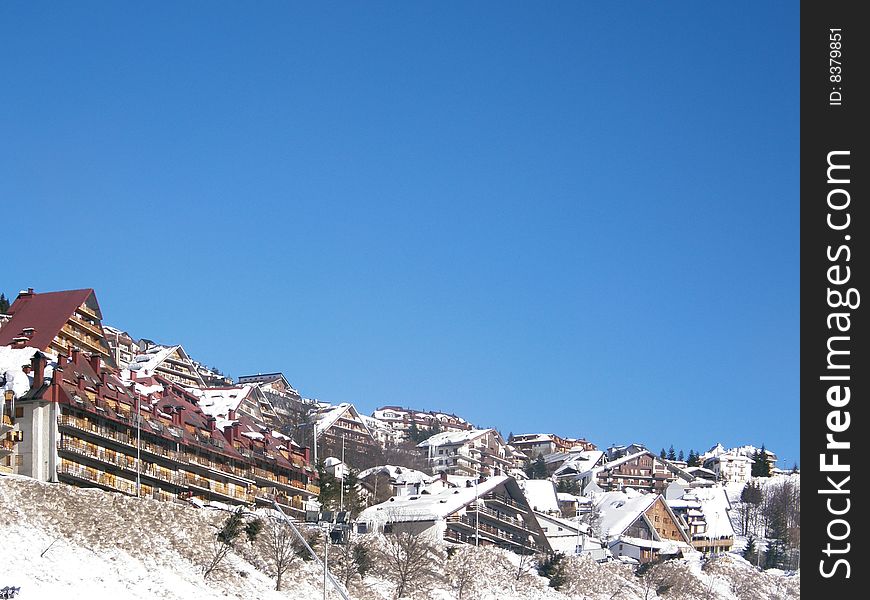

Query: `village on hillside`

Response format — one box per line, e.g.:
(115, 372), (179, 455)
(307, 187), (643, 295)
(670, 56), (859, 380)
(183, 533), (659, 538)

(1, 288), (800, 597)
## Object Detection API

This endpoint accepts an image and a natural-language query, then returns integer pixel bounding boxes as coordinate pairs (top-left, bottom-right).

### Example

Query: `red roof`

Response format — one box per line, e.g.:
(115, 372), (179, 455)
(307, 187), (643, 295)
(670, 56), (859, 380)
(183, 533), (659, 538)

(0, 289), (100, 351)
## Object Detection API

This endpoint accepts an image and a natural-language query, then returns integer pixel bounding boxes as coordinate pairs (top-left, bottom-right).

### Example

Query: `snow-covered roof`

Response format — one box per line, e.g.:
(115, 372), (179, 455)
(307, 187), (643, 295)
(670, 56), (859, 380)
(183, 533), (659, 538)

(192, 385), (254, 418)
(680, 487), (734, 539)
(519, 480), (560, 514)
(357, 465), (430, 484)
(359, 475), (509, 523)
(552, 450), (605, 476)
(417, 428), (493, 447)
(594, 489), (658, 538)
(0, 346), (57, 399)
(311, 403), (367, 438)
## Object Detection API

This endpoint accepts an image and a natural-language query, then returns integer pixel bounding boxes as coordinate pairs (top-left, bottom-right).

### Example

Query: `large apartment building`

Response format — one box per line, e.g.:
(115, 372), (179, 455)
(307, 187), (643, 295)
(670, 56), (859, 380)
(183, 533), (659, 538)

(3, 348), (319, 516)
(372, 405), (473, 441)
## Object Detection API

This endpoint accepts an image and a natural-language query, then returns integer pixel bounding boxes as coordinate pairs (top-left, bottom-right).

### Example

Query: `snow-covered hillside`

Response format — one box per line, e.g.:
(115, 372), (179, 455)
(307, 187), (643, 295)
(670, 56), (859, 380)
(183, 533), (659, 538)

(0, 476), (798, 599)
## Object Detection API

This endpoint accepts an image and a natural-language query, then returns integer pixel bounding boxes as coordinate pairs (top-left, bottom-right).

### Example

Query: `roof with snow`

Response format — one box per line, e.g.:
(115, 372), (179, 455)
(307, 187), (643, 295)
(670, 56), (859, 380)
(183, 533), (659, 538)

(0, 346), (57, 399)
(357, 465), (431, 484)
(417, 428), (496, 447)
(519, 479), (560, 514)
(359, 475), (511, 523)
(594, 489), (659, 538)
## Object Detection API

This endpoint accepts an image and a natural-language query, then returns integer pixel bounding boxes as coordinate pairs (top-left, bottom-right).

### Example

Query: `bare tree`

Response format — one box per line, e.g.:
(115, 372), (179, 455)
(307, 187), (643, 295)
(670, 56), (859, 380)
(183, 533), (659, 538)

(263, 516), (315, 590)
(375, 531), (442, 599)
(446, 546), (481, 600)
(514, 551), (537, 581)
(333, 538), (374, 589)
(203, 508), (262, 579)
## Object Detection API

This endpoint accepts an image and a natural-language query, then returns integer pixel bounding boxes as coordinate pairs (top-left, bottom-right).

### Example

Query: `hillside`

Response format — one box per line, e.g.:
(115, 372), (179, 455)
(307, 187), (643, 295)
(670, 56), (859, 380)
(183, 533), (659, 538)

(0, 476), (799, 599)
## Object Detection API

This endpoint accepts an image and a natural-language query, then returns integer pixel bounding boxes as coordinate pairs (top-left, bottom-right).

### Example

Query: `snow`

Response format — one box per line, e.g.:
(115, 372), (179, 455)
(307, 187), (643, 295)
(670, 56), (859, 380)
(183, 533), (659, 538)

(0, 346), (57, 398)
(0, 475), (799, 599)
(594, 489), (658, 538)
(358, 465), (430, 484)
(359, 475), (509, 523)
(416, 428), (491, 447)
(193, 386), (253, 418)
(518, 479), (560, 514)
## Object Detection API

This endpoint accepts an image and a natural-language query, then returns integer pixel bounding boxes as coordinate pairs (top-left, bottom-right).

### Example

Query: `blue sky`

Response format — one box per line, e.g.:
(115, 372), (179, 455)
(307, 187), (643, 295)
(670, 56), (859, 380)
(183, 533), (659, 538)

(1, 2), (799, 467)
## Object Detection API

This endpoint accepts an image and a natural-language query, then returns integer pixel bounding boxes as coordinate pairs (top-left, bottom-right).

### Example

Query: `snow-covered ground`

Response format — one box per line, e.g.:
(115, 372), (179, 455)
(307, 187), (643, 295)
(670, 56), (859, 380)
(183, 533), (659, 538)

(0, 476), (799, 599)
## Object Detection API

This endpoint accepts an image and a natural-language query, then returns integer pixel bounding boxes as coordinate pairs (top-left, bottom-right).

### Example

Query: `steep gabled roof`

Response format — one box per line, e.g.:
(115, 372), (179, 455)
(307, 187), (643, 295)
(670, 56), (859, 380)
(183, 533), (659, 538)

(0, 288), (99, 350)
(417, 428), (499, 448)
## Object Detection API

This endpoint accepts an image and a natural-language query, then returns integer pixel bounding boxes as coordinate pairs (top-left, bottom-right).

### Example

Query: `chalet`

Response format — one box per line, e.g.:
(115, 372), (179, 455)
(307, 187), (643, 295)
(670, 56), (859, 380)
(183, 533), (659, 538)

(666, 486), (735, 556)
(0, 288), (115, 368)
(594, 490), (692, 563)
(359, 475), (550, 555)
(301, 402), (383, 470)
(2, 346), (318, 518)
(127, 343), (205, 388)
(418, 429), (511, 477)
(578, 450), (694, 495)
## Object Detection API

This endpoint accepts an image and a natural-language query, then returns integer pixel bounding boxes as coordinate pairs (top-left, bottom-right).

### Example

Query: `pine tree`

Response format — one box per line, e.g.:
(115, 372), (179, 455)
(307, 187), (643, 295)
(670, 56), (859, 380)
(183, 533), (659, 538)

(743, 536), (757, 562)
(531, 455), (548, 479)
(687, 450), (700, 467)
(678, 449), (684, 462)
(758, 444), (771, 477)
(667, 445), (676, 461)
(0, 293), (9, 313)
(660, 448), (667, 459)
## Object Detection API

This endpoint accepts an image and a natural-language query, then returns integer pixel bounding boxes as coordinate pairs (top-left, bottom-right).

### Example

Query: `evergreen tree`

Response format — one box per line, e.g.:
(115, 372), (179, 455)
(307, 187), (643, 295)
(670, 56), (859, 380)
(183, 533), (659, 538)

(0, 293), (9, 314)
(677, 449), (684, 462)
(538, 552), (568, 589)
(530, 455), (548, 479)
(407, 423), (424, 444)
(556, 479), (582, 495)
(758, 444), (771, 477)
(667, 445), (676, 461)
(751, 449), (762, 477)
(687, 450), (700, 467)
(743, 536), (757, 563)
(660, 448), (667, 459)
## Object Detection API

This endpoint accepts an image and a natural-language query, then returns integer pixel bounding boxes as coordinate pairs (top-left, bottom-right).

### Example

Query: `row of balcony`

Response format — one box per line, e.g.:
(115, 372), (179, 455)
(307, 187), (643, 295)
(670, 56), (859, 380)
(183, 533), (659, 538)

(58, 414), (318, 494)
(59, 441), (308, 507)
(467, 503), (533, 533)
(446, 515), (537, 551)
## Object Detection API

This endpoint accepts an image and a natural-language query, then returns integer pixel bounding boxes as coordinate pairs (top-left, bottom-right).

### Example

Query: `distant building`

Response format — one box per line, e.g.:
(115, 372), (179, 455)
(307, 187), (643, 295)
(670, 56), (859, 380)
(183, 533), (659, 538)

(510, 433), (596, 460)
(578, 450), (694, 494)
(127, 343), (205, 388)
(102, 325), (138, 369)
(301, 403), (383, 470)
(418, 428), (511, 477)
(373, 405), (474, 441)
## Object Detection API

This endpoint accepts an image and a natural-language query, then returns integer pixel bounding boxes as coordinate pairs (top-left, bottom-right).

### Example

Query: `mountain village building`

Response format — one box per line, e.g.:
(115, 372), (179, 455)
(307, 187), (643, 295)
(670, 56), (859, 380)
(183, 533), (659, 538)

(418, 428), (511, 477)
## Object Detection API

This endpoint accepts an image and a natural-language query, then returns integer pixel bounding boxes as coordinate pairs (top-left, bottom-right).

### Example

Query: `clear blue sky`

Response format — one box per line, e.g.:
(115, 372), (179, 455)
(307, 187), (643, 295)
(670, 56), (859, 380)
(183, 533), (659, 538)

(1, 2), (799, 467)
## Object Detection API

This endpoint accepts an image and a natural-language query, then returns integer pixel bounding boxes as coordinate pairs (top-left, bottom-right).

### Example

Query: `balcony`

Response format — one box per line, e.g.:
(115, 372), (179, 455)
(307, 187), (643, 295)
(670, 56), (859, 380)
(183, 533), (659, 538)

(467, 503), (534, 535)
(181, 472), (253, 503)
(445, 515), (538, 552)
(58, 437), (186, 487)
(58, 461), (138, 496)
(251, 467), (315, 497)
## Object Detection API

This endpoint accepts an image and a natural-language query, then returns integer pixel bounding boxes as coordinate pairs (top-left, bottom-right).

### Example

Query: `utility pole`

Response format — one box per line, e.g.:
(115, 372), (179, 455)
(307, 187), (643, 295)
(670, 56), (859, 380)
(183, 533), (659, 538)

(323, 523), (329, 600)
(475, 472), (479, 547)
(339, 435), (346, 512)
(135, 393), (141, 498)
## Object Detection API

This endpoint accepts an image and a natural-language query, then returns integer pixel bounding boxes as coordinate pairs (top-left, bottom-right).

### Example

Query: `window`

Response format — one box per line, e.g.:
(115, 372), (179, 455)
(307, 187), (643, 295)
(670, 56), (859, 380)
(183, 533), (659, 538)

(15, 406), (24, 418)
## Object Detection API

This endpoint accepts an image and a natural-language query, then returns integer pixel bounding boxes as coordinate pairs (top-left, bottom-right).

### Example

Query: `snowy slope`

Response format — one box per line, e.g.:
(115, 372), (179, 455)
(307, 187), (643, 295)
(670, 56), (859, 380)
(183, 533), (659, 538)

(0, 476), (798, 599)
